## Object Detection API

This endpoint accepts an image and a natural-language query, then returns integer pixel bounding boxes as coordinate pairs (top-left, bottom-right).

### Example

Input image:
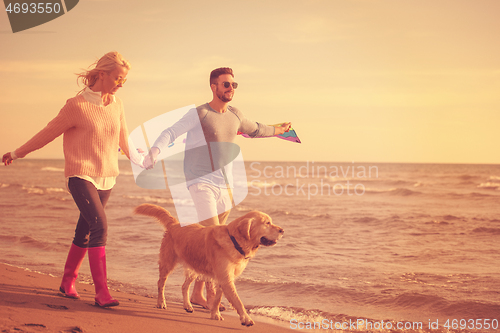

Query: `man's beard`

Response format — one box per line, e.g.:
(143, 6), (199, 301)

(217, 88), (233, 102)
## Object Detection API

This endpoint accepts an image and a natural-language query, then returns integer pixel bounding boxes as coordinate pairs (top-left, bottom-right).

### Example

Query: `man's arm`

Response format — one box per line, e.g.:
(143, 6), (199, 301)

(235, 107), (291, 138)
(144, 107), (200, 169)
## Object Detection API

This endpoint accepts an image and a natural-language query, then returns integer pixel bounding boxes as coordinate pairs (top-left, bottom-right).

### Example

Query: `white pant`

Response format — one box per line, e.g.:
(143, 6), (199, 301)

(188, 183), (232, 225)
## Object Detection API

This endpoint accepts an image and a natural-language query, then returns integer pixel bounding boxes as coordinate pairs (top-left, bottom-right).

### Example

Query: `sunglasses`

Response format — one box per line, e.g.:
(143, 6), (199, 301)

(114, 77), (127, 85)
(106, 72), (127, 85)
(222, 81), (238, 89)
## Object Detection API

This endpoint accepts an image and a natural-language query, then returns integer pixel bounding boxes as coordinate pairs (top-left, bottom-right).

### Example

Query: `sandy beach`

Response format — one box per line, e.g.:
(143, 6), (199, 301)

(0, 263), (293, 333)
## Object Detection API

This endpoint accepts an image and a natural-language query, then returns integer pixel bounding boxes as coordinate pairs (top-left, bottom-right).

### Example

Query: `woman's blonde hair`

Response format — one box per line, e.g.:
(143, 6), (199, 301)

(76, 51), (131, 94)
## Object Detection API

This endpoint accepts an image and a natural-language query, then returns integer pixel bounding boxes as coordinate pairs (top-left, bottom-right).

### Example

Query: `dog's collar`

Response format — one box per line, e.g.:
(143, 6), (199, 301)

(228, 231), (250, 260)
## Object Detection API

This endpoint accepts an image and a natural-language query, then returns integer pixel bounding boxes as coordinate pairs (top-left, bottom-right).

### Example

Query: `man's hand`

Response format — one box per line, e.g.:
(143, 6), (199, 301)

(274, 122), (292, 135)
(143, 147), (160, 170)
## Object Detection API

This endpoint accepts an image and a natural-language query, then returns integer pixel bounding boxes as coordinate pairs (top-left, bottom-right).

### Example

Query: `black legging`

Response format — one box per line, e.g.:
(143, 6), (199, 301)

(68, 177), (112, 248)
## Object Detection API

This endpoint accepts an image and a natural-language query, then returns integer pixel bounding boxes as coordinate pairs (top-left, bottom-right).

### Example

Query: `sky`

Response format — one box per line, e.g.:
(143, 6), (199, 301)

(0, 0), (499, 164)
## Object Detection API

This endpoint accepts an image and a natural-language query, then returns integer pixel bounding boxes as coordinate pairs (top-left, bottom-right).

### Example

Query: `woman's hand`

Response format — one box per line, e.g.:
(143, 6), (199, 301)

(2, 152), (13, 166)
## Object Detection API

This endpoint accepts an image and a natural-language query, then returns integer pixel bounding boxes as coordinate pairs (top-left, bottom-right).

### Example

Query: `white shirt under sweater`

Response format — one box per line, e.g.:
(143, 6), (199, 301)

(69, 88), (118, 190)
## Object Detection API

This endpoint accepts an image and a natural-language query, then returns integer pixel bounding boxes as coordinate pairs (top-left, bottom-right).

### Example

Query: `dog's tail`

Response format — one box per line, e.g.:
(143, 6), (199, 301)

(133, 204), (179, 231)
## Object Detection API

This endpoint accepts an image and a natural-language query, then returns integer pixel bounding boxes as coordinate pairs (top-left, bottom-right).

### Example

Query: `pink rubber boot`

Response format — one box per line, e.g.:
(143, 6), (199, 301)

(59, 243), (87, 298)
(88, 247), (119, 307)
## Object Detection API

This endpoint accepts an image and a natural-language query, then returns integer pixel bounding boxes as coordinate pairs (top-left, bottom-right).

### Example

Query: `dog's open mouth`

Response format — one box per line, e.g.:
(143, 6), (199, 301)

(260, 237), (277, 246)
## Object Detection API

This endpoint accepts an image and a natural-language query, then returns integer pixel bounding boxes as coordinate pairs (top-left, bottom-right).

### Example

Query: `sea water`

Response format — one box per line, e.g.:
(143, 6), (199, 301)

(0, 159), (499, 331)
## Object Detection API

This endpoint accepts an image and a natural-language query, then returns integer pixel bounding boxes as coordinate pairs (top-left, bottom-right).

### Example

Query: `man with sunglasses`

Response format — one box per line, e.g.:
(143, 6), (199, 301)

(146, 67), (290, 221)
(144, 67), (290, 309)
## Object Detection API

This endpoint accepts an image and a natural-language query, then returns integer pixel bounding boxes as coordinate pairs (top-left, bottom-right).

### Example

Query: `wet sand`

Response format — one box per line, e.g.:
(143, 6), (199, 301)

(0, 263), (293, 333)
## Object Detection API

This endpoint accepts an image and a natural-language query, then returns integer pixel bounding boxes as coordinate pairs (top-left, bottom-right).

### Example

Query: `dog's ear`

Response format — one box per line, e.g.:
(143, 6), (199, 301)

(237, 218), (253, 240)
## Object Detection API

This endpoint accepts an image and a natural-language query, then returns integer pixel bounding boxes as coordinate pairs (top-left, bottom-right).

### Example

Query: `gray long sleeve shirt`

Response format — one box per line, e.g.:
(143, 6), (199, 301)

(152, 103), (276, 188)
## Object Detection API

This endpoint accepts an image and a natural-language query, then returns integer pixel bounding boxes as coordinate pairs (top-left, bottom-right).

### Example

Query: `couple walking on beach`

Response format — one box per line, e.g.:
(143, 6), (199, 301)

(2, 51), (291, 309)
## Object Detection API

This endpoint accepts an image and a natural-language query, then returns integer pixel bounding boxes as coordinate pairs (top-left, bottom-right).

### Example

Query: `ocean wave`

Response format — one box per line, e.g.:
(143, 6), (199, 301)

(472, 227), (500, 235)
(46, 187), (66, 193)
(352, 217), (380, 224)
(315, 272), (497, 314)
(249, 305), (434, 333)
(0, 235), (65, 252)
(477, 182), (500, 189)
(388, 188), (421, 196)
(375, 292), (500, 319)
(363, 188), (392, 194)
(439, 301), (500, 318)
(248, 306), (353, 327)
(248, 181), (278, 188)
(0, 235), (19, 243)
(364, 188), (421, 196)
(248, 299), (500, 332)
(386, 292), (448, 309)
(0, 183), (24, 189)
(41, 167), (64, 172)
(326, 176), (379, 182)
(22, 186), (44, 195)
(250, 179), (375, 189)
(233, 205), (254, 212)
(237, 277), (336, 295)
(267, 209), (332, 220)
(441, 215), (461, 221)
(172, 198), (195, 206)
(124, 195), (174, 205)
(425, 220), (452, 225)
(232, 206), (329, 219)
(124, 195), (193, 207)
(457, 180), (477, 186)
(384, 179), (420, 187)
(468, 192), (495, 198)
(457, 174), (478, 181)
(17, 185), (68, 196)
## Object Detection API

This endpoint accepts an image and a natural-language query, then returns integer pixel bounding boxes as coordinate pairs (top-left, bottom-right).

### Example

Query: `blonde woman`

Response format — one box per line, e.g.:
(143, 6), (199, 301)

(2, 51), (143, 307)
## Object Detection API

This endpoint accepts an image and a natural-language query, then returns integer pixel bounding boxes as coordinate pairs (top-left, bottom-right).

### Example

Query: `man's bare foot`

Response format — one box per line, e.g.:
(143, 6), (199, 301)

(191, 297), (226, 311)
(190, 296), (209, 310)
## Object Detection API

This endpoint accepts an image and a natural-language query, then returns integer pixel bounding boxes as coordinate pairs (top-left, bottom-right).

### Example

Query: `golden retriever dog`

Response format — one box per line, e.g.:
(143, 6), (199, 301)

(133, 204), (284, 326)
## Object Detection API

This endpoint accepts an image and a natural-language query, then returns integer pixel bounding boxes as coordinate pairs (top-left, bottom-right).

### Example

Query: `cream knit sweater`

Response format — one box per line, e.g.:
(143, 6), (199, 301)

(15, 93), (131, 178)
